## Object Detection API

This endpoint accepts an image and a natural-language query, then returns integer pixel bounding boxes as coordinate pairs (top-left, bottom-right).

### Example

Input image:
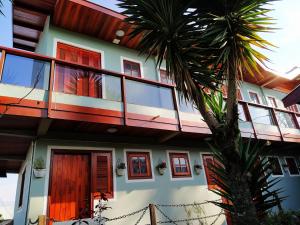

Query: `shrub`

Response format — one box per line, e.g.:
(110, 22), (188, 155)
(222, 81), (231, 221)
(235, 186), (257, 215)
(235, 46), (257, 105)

(261, 211), (300, 225)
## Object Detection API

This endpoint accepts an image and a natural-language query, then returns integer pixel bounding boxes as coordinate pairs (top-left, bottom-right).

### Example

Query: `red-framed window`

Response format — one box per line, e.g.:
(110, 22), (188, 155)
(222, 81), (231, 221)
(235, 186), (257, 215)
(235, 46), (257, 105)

(123, 60), (142, 77)
(285, 157), (300, 176)
(249, 91), (260, 104)
(287, 104), (299, 113)
(267, 97), (278, 108)
(222, 86), (243, 100)
(127, 152), (152, 179)
(159, 69), (173, 84)
(55, 43), (102, 98)
(267, 157), (283, 176)
(169, 153), (191, 178)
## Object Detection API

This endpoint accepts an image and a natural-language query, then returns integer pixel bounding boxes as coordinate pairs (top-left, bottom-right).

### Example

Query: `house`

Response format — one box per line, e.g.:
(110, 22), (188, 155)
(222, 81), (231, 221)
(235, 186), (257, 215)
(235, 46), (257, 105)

(0, 0), (300, 224)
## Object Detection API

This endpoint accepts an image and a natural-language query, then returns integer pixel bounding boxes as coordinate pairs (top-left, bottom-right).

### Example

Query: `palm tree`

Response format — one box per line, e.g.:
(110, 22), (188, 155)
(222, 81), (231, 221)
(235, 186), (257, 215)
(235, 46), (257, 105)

(119, 0), (279, 224)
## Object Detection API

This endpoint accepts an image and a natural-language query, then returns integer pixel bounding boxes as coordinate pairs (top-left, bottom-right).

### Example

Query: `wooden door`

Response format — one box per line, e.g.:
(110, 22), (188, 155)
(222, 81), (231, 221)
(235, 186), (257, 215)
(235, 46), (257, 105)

(48, 154), (91, 223)
(55, 43), (102, 98)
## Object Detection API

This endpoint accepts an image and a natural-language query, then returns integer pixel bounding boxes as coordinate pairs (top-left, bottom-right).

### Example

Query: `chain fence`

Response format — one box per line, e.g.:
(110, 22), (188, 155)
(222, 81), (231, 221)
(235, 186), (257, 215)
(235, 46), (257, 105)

(27, 200), (225, 225)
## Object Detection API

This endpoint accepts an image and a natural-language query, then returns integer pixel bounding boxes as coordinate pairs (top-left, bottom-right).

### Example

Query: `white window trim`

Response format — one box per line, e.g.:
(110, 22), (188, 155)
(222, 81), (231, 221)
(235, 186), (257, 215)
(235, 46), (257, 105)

(52, 38), (107, 98)
(248, 90), (262, 105)
(42, 146), (117, 215)
(283, 156), (300, 177)
(120, 56), (144, 78)
(167, 150), (194, 181)
(266, 155), (284, 178)
(124, 149), (155, 183)
(266, 95), (278, 108)
(157, 66), (166, 83)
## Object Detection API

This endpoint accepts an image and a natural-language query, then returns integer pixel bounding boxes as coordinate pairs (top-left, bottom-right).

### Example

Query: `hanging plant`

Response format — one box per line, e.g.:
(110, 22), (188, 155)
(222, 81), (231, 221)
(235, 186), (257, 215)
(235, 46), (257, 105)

(33, 157), (47, 178)
(157, 160), (167, 175)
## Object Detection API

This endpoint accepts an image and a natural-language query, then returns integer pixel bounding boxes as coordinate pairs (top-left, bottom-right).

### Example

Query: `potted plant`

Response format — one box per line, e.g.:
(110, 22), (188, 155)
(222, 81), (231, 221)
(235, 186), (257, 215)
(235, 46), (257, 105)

(33, 157), (47, 178)
(157, 160), (167, 175)
(116, 162), (126, 176)
(194, 164), (202, 175)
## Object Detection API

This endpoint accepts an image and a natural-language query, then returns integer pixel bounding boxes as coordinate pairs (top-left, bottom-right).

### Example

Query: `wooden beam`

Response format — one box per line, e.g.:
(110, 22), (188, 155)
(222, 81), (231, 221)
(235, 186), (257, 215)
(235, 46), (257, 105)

(14, 1), (52, 15)
(159, 131), (180, 143)
(0, 155), (26, 161)
(37, 118), (53, 136)
(13, 43), (35, 52)
(13, 19), (44, 31)
(0, 129), (36, 139)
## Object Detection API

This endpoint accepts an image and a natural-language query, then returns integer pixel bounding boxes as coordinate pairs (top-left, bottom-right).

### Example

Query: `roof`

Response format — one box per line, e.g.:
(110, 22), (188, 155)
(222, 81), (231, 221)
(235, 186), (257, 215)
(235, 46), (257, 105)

(283, 85), (300, 107)
(12, 0), (300, 92)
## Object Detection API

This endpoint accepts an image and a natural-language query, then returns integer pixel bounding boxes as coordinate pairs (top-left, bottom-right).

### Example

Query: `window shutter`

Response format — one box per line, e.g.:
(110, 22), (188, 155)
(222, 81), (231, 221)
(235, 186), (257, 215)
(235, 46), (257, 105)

(92, 152), (113, 199)
(202, 155), (216, 190)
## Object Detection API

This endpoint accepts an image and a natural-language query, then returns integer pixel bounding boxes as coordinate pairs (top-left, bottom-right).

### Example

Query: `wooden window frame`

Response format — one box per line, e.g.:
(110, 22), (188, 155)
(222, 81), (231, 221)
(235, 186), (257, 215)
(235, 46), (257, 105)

(169, 152), (192, 178)
(122, 59), (142, 78)
(284, 157), (300, 176)
(18, 168), (26, 208)
(287, 104), (299, 113)
(267, 96), (278, 108)
(126, 152), (152, 180)
(248, 91), (261, 104)
(267, 156), (284, 177)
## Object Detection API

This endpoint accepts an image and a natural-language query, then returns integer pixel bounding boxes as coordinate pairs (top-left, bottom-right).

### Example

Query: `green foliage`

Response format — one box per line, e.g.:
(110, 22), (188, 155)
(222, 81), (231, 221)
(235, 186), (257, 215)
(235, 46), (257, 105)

(34, 157), (45, 169)
(204, 91), (226, 124)
(119, 0), (276, 109)
(208, 138), (285, 218)
(261, 211), (300, 225)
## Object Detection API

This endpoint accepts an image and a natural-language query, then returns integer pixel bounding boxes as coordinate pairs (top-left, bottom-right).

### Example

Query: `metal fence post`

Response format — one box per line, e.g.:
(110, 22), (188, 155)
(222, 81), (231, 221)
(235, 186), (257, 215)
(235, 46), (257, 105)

(149, 204), (157, 225)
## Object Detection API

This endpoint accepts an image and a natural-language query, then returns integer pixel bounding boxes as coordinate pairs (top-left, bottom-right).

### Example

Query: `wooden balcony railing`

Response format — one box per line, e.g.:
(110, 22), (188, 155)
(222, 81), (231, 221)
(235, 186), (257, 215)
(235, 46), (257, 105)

(0, 46), (300, 142)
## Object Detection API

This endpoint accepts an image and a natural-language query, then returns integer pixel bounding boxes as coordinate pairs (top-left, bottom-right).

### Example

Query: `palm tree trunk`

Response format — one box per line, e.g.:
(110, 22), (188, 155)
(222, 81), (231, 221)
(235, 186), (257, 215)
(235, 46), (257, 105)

(214, 52), (260, 225)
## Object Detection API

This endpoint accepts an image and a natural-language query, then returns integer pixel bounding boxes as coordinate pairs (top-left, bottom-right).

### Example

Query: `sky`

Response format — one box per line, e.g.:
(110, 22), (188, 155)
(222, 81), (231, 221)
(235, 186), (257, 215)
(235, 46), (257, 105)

(0, 0), (300, 220)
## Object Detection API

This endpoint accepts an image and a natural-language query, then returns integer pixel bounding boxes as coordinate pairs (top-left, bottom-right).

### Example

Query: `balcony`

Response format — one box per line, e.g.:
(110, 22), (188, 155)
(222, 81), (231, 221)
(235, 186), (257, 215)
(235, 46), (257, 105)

(0, 46), (300, 144)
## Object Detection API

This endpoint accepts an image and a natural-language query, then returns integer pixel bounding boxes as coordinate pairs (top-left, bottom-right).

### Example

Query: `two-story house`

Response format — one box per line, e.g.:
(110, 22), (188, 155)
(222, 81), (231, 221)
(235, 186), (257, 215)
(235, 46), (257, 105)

(0, 1), (300, 224)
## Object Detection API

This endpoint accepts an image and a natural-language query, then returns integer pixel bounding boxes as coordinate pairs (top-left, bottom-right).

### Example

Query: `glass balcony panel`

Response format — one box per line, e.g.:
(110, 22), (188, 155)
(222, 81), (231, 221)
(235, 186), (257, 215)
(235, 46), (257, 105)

(126, 80), (174, 110)
(1, 54), (50, 90)
(54, 64), (121, 102)
(178, 98), (200, 114)
(238, 103), (247, 121)
(249, 105), (274, 125)
(276, 111), (297, 128)
(297, 116), (300, 127)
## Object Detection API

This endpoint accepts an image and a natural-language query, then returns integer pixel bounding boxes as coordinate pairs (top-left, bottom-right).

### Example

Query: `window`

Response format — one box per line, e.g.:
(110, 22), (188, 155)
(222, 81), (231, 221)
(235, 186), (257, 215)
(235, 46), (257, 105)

(169, 153), (191, 178)
(267, 157), (283, 176)
(123, 60), (142, 77)
(127, 152), (152, 179)
(285, 157), (300, 176)
(55, 43), (102, 98)
(91, 152), (114, 198)
(159, 69), (173, 84)
(202, 154), (218, 190)
(267, 97), (277, 108)
(287, 104), (299, 113)
(222, 86), (243, 101)
(249, 91), (260, 104)
(238, 103), (248, 122)
(276, 111), (297, 128)
(18, 169), (26, 208)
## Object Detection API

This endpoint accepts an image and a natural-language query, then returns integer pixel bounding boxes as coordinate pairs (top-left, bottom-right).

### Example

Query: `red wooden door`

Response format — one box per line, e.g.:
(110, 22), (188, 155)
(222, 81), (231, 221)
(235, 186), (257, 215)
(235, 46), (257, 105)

(48, 154), (91, 223)
(55, 43), (102, 98)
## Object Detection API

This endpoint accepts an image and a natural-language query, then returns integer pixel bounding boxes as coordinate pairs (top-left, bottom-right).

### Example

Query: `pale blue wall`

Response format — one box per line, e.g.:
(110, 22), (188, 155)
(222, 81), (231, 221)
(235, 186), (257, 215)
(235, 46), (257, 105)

(24, 139), (227, 225)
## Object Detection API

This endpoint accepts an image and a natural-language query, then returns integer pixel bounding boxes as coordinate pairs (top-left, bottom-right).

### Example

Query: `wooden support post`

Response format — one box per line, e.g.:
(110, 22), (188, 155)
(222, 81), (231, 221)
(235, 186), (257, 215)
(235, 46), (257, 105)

(149, 204), (157, 225)
(172, 87), (182, 131)
(47, 60), (55, 117)
(121, 76), (127, 126)
(38, 215), (46, 225)
(0, 50), (6, 81)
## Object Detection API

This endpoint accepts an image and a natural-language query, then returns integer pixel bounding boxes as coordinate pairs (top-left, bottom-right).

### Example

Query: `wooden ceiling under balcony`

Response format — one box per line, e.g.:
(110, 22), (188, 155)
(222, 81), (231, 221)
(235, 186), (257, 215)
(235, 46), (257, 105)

(13, 0), (57, 51)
